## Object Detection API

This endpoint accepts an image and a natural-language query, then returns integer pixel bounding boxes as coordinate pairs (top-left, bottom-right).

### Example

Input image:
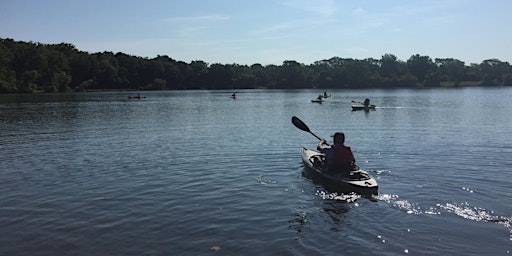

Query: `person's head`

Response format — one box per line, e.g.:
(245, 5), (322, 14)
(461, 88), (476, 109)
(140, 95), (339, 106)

(333, 132), (345, 145)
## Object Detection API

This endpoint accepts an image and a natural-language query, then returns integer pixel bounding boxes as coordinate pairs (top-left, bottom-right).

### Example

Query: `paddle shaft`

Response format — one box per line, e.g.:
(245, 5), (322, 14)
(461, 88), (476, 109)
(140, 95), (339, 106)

(291, 116), (329, 146)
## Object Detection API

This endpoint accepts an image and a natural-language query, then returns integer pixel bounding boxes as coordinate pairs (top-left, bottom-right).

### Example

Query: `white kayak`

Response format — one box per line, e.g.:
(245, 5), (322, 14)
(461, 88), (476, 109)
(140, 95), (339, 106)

(301, 148), (378, 196)
(351, 104), (376, 111)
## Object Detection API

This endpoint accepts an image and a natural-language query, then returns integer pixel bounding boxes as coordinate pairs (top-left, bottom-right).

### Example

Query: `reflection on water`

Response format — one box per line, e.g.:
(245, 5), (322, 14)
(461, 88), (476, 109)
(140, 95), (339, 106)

(440, 202), (510, 225)
(322, 201), (351, 232)
(377, 192), (512, 239)
(317, 191), (361, 203)
(288, 209), (309, 239)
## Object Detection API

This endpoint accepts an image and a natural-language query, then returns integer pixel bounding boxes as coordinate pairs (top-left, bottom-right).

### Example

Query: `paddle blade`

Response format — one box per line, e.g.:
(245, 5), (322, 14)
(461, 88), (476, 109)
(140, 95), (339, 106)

(291, 116), (310, 132)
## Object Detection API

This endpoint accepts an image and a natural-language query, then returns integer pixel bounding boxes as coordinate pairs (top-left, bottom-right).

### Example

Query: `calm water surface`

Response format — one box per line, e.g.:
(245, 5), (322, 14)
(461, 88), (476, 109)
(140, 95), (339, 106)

(1, 88), (511, 255)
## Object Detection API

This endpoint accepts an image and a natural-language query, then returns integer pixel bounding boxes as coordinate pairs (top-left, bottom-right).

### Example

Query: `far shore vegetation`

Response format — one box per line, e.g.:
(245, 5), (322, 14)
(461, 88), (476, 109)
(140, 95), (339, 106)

(1, 38), (511, 94)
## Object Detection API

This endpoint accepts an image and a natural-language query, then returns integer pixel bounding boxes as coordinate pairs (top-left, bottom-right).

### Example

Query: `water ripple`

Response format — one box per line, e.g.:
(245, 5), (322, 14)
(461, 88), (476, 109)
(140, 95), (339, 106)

(1, 89), (512, 255)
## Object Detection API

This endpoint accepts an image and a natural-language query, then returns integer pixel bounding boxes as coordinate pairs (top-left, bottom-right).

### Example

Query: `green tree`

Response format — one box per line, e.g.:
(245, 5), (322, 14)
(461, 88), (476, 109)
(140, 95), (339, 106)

(206, 63), (233, 89)
(343, 59), (373, 87)
(396, 73), (418, 87)
(145, 78), (166, 90)
(77, 79), (95, 92)
(20, 70), (40, 93)
(94, 52), (121, 89)
(424, 72), (440, 87)
(480, 59), (510, 85)
(435, 58), (466, 85)
(69, 51), (97, 90)
(3, 37), (512, 93)
(380, 54), (400, 79)
(52, 71), (72, 92)
(0, 41), (16, 92)
(154, 56), (180, 90)
(188, 60), (208, 89)
(281, 60), (308, 89)
(466, 63), (482, 82)
(249, 63), (269, 88)
(0, 68), (17, 93)
(310, 60), (333, 88)
(503, 73), (512, 86)
(407, 54), (436, 84)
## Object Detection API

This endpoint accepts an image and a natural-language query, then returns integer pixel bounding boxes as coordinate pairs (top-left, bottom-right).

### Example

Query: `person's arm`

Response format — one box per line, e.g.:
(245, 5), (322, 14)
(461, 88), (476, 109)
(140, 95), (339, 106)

(317, 139), (327, 151)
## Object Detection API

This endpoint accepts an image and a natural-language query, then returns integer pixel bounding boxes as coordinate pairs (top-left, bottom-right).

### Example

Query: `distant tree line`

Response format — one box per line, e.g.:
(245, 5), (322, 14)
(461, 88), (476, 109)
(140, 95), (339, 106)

(1, 38), (511, 93)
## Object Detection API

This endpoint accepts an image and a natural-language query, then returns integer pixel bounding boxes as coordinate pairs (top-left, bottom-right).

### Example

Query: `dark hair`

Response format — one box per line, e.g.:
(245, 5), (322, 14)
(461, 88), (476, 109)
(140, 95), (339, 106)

(333, 132), (345, 144)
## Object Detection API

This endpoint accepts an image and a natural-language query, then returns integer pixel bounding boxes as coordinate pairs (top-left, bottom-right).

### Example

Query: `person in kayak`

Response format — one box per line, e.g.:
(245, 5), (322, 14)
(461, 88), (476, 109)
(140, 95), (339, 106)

(316, 132), (355, 173)
(363, 98), (370, 107)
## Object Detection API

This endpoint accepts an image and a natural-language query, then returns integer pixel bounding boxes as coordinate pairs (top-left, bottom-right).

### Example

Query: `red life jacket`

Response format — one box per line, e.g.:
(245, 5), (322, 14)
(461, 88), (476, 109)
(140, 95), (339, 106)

(329, 145), (354, 168)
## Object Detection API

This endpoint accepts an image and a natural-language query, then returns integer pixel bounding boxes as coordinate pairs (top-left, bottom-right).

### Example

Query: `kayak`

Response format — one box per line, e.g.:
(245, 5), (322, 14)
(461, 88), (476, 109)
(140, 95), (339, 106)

(311, 99), (323, 103)
(301, 148), (378, 196)
(352, 104), (376, 111)
(128, 96), (146, 99)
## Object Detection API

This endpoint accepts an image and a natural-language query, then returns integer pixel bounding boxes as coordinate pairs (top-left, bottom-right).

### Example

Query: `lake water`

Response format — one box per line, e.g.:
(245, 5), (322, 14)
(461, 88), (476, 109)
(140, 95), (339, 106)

(1, 88), (511, 255)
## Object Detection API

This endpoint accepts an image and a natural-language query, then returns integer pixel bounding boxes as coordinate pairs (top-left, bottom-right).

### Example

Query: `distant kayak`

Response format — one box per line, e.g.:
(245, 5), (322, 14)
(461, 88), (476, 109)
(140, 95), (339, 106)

(128, 95), (146, 99)
(352, 104), (376, 111)
(311, 99), (323, 103)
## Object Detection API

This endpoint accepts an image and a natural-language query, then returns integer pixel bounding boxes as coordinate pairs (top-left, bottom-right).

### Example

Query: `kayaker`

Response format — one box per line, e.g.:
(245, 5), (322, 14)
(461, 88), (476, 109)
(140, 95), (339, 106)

(323, 91), (328, 98)
(316, 132), (355, 173)
(363, 98), (370, 107)
(317, 94), (323, 100)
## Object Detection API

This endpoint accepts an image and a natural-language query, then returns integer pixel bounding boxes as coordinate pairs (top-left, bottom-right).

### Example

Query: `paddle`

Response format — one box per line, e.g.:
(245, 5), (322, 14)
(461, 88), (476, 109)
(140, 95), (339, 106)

(291, 116), (329, 146)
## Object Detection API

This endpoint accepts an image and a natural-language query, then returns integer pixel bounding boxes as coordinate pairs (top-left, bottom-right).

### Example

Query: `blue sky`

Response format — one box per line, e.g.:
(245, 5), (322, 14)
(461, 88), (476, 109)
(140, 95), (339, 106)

(1, 0), (511, 65)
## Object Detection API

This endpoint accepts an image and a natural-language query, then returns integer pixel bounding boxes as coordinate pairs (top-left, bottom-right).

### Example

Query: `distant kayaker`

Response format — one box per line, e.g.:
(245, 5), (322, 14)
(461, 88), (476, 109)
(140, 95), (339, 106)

(231, 92), (236, 99)
(363, 98), (370, 107)
(323, 91), (328, 98)
(316, 132), (355, 173)
(317, 94), (323, 100)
